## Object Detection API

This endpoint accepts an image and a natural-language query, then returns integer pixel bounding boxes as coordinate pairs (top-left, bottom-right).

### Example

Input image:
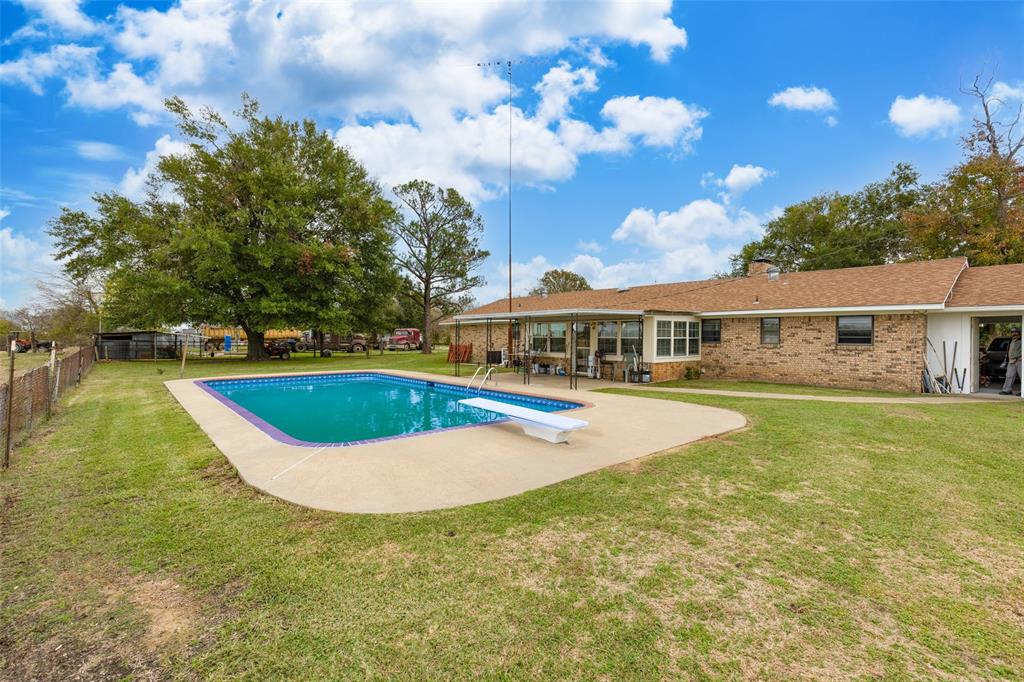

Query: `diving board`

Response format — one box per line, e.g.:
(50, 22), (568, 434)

(458, 397), (588, 444)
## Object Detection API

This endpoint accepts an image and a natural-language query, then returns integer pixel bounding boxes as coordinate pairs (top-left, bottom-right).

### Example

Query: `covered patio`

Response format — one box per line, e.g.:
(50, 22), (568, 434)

(450, 308), (652, 390)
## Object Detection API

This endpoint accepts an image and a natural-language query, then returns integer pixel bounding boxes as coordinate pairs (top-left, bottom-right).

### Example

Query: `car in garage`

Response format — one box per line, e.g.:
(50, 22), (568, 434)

(984, 336), (1012, 379)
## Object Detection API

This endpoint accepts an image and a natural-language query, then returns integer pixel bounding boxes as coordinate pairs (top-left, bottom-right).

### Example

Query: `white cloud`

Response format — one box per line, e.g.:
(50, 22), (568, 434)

(768, 86), (837, 112)
(577, 240), (602, 253)
(600, 95), (707, 149)
(0, 227), (58, 308)
(338, 63), (707, 202)
(2, 1), (687, 128)
(75, 141), (126, 161)
(712, 164), (775, 197)
(118, 135), (191, 200)
(888, 94), (961, 137)
(534, 62), (598, 124)
(991, 81), (1024, 108)
(65, 62), (166, 125)
(825, 115), (838, 127)
(612, 198), (763, 251)
(0, 44), (98, 94)
(0, 209), (9, 221)
(16, 0), (97, 35)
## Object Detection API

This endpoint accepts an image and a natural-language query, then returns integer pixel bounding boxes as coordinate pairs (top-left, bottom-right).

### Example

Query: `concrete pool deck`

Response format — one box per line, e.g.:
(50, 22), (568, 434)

(165, 370), (746, 514)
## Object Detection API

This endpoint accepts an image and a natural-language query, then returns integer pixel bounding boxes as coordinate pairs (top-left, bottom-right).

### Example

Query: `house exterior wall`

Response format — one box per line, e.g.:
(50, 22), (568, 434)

(700, 313), (928, 392)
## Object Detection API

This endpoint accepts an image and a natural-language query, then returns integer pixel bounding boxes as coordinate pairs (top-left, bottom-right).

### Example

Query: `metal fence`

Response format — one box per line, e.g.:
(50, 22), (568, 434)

(1, 346), (95, 467)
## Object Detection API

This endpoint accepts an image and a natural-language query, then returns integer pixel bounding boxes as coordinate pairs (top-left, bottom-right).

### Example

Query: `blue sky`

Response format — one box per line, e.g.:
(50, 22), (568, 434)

(1, 1), (1022, 309)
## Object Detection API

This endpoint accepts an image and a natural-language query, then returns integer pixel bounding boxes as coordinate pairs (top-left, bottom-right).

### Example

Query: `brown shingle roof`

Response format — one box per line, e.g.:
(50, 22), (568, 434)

(460, 257), (972, 318)
(946, 263), (1024, 307)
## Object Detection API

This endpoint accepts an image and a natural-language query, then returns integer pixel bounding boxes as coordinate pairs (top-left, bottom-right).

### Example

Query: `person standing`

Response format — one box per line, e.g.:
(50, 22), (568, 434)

(1000, 327), (1021, 395)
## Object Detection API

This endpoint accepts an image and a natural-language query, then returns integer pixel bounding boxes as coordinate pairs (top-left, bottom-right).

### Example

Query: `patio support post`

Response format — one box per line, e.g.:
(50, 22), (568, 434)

(524, 316), (530, 385)
(570, 313), (577, 390)
(454, 320), (461, 377)
(638, 313), (645, 383)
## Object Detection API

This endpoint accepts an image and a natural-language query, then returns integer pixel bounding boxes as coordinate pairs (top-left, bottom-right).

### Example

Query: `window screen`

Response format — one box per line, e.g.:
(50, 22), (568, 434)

(761, 317), (780, 345)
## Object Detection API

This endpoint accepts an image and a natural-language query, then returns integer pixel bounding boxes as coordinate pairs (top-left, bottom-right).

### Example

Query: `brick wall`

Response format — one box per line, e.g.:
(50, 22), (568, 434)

(650, 359), (700, 382)
(452, 323), (512, 364)
(700, 314), (927, 392)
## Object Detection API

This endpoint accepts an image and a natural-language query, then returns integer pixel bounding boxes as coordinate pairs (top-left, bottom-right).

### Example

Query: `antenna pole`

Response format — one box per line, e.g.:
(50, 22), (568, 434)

(507, 59), (514, 359)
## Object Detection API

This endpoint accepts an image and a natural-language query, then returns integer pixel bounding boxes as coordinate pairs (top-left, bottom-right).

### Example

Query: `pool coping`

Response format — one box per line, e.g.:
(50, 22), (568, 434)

(164, 368), (746, 513)
(195, 371), (591, 448)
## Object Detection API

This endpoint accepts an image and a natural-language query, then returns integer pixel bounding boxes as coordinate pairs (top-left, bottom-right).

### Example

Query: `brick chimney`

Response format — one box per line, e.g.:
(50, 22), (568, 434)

(747, 256), (773, 277)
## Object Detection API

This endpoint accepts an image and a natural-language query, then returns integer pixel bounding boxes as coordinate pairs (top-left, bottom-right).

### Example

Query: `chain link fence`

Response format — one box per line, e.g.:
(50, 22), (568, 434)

(1, 346), (95, 467)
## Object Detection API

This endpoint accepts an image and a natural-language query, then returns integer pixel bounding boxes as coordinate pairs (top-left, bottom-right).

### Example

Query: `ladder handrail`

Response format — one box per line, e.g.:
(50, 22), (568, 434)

(468, 366), (498, 391)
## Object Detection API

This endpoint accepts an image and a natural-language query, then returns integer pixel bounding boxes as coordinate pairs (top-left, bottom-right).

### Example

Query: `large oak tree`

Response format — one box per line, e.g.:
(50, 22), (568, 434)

(49, 95), (398, 359)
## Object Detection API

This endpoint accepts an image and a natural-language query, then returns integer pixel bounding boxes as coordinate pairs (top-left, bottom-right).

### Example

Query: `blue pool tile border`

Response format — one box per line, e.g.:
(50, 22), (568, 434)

(195, 371), (585, 448)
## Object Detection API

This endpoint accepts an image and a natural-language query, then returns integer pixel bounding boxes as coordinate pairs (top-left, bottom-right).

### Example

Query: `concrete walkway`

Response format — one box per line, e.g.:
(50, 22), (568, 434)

(483, 371), (1017, 404)
(623, 385), (1019, 404)
(166, 369), (746, 514)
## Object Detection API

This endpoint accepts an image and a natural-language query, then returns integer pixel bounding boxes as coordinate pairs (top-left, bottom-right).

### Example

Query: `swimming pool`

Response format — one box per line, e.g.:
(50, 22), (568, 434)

(197, 372), (583, 447)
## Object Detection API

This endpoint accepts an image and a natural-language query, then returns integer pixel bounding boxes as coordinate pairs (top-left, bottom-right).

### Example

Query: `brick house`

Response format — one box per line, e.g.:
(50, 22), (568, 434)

(449, 257), (1024, 395)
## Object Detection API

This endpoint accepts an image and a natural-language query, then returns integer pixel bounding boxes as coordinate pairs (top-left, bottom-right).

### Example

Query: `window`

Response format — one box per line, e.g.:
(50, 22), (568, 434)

(598, 321), (618, 355)
(656, 319), (698, 357)
(621, 321), (641, 357)
(761, 317), (781, 345)
(532, 323), (548, 352)
(701, 319), (721, 344)
(549, 322), (567, 353)
(656, 321), (672, 356)
(673, 321), (687, 356)
(837, 315), (873, 345)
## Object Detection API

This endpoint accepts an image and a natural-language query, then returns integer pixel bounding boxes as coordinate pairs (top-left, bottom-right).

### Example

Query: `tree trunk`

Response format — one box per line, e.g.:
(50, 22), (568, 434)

(242, 323), (266, 360)
(421, 286), (432, 354)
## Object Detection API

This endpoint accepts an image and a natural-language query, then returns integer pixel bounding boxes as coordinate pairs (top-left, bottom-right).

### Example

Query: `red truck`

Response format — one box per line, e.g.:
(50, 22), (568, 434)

(381, 328), (422, 351)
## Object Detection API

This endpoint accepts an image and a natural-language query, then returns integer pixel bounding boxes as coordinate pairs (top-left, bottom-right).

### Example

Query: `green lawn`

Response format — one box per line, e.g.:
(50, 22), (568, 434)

(652, 377), (921, 397)
(2, 352), (1022, 679)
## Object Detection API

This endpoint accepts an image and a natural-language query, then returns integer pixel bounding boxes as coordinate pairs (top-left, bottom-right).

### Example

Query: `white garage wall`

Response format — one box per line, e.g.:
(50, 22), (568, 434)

(926, 312), (974, 393)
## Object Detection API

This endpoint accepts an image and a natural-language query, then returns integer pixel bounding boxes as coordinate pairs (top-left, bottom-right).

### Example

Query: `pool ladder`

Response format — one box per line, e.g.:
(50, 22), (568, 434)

(468, 366), (497, 391)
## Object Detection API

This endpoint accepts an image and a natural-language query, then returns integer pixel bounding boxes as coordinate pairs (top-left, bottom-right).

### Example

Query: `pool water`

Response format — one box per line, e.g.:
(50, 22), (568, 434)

(199, 372), (581, 446)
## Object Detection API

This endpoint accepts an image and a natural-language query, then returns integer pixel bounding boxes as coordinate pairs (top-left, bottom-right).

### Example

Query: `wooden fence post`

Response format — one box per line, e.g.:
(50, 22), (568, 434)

(3, 340), (15, 469)
(24, 370), (33, 433)
(46, 346), (56, 419)
(77, 348), (83, 386)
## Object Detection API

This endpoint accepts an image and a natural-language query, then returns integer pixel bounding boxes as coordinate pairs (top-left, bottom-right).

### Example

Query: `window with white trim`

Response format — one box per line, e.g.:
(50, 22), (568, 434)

(549, 322), (566, 353)
(656, 321), (672, 356)
(597, 321), (618, 355)
(531, 323), (549, 352)
(656, 319), (697, 357)
(620, 321), (641, 357)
